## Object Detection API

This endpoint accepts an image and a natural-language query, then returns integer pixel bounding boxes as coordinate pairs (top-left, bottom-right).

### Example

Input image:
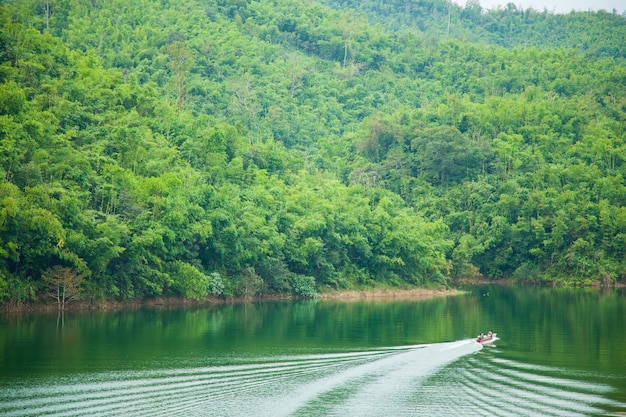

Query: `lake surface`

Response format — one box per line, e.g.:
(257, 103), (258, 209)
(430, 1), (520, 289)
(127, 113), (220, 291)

(1, 285), (625, 416)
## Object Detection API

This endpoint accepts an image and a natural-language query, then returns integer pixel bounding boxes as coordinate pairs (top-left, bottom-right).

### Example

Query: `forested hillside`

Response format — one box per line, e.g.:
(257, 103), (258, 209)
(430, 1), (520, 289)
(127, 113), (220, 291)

(1, 0), (625, 306)
(319, 0), (626, 57)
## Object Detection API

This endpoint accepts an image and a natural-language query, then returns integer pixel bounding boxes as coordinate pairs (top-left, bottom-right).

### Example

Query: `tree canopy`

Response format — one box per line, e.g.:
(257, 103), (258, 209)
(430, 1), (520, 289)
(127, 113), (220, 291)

(1, 0), (625, 305)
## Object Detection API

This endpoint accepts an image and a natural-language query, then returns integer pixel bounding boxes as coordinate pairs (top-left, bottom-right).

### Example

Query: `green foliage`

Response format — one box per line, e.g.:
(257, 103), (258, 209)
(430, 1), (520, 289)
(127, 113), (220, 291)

(207, 272), (225, 296)
(168, 260), (208, 300)
(289, 274), (318, 298)
(0, 271), (8, 301)
(0, 0), (625, 307)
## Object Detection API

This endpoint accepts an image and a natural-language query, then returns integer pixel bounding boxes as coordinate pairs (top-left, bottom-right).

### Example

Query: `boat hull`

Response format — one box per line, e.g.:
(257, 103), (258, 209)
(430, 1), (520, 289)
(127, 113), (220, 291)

(476, 333), (497, 344)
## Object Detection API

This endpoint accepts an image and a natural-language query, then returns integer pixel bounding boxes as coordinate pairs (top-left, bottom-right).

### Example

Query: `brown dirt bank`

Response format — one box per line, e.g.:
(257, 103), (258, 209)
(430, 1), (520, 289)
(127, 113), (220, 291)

(318, 287), (456, 301)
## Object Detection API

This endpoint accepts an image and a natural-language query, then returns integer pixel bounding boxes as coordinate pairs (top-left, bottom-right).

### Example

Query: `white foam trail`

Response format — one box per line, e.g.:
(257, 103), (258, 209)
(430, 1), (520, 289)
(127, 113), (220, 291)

(303, 340), (482, 417)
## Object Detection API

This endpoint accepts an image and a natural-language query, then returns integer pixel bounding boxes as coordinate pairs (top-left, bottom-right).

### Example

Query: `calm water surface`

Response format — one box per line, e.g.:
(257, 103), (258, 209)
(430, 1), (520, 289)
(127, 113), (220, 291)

(1, 285), (625, 416)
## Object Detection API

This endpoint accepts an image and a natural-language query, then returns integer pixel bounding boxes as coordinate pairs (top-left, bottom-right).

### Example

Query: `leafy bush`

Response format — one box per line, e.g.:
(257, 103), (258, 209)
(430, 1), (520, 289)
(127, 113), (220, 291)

(168, 261), (208, 300)
(208, 272), (225, 296)
(289, 274), (318, 298)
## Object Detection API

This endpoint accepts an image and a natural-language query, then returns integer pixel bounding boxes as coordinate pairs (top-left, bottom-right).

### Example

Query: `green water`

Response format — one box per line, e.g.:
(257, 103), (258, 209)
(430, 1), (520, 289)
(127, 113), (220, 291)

(1, 285), (625, 416)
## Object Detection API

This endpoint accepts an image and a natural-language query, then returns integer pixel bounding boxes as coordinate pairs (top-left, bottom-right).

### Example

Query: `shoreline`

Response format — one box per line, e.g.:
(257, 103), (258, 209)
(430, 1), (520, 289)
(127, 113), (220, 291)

(318, 287), (456, 301)
(1, 287), (456, 314)
(4, 280), (623, 313)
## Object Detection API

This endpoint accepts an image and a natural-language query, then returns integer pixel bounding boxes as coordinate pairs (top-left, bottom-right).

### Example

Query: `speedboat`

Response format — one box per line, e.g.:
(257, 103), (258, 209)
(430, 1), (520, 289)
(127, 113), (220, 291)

(476, 332), (497, 344)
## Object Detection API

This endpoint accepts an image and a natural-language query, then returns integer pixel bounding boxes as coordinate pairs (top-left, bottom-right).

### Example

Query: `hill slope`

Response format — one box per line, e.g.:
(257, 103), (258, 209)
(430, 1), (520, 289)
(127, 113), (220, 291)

(0, 0), (625, 305)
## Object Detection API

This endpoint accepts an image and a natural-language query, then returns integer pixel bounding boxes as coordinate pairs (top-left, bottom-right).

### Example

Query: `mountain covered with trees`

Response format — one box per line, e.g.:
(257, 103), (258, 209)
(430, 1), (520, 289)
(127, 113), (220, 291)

(1, 0), (625, 306)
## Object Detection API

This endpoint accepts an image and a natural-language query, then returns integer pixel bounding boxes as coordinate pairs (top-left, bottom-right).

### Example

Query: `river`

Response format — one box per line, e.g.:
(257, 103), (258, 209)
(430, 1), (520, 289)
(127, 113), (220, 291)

(1, 285), (625, 416)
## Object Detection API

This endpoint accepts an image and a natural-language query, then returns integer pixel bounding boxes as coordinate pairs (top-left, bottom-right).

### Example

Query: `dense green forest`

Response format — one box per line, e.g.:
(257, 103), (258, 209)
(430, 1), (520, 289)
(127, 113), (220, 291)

(1, 0), (625, 306)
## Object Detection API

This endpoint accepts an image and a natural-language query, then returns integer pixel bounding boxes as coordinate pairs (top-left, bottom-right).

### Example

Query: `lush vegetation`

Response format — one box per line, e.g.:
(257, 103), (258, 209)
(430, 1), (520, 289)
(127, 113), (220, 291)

(1, 0), (625, 306)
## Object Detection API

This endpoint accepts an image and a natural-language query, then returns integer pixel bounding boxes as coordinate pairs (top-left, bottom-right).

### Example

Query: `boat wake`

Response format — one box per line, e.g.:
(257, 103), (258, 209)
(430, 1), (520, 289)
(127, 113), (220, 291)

(1, 339), (624, 416)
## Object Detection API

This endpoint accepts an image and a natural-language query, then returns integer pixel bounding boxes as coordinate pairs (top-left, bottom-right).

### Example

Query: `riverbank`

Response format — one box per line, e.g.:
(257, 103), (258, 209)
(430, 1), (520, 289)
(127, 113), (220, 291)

(1, 287), (456, 313)
(319, 287), (457, 301)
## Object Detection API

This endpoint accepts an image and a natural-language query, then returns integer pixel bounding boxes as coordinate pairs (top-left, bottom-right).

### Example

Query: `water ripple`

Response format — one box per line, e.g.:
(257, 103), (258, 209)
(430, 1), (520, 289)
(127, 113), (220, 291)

(1, 340), (624, 417)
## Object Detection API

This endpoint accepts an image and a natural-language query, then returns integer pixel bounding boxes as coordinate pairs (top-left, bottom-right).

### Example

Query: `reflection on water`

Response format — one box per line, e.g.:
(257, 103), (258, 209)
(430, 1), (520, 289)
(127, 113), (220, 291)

(2, 340), (624, 417)
(1, 286), (626, 416)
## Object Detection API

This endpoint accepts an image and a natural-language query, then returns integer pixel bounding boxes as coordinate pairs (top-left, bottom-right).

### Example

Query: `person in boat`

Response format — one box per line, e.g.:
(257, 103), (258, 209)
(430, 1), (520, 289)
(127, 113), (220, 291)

(487, 330), (493, 338)
(477, 332), (485, 340)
